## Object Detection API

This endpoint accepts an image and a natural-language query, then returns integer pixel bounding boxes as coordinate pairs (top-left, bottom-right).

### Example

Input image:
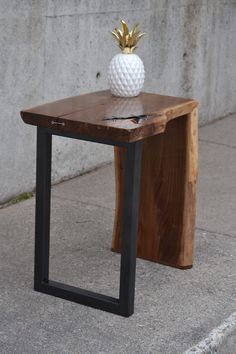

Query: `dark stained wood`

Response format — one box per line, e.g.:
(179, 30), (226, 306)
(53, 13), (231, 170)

(21, 90), (197, 143)
(21, 89), (198, 269)
(112, 108), (198, 269)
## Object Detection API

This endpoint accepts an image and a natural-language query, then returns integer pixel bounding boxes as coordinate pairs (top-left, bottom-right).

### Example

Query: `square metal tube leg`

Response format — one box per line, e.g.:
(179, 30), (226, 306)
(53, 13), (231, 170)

(34, 127), (142, 317)
(119, 141), (142, 316)
(34, 128), (52, 289)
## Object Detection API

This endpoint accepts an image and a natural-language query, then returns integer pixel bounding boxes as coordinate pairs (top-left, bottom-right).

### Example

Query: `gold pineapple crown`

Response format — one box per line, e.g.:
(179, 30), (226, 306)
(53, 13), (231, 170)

(111, 20), (145, 54)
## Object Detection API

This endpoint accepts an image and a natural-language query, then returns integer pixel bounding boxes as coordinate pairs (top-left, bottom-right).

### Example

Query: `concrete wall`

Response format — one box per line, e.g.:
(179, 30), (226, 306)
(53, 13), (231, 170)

(0, 0), (235, 203)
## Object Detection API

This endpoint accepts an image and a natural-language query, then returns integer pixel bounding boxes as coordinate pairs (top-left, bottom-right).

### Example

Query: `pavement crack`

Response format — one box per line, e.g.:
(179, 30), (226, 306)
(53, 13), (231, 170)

(196, 227), (236, 240)
(199, 138), (236, 150)
(52, 194), (115, 212)
(75, 220), (91, 224)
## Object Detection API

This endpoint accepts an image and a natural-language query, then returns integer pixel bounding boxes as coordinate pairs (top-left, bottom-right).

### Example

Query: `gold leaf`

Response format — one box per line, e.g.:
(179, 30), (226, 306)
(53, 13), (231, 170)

(136, 33), (145, 42)
(110, 20), (145, 52)
(111, 31), (120, 42)
(133, 24), (140, 35)
(121, 20), (129, 36)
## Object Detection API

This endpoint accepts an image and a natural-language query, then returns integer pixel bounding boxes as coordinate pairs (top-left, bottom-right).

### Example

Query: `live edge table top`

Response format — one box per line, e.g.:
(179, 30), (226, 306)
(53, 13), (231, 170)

(21, 90), (198, 144)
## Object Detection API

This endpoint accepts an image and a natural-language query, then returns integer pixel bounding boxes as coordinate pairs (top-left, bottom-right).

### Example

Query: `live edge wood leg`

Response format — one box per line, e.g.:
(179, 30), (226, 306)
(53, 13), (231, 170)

(112, 109), (198, 269)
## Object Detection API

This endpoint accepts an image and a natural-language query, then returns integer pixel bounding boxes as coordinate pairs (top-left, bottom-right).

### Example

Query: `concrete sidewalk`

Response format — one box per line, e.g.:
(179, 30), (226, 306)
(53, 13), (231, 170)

(0, 114), (236, 354)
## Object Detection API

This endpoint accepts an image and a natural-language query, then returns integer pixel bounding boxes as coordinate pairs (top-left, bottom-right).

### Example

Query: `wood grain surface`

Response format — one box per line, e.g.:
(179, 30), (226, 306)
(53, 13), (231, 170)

(21, 90), (197, 143)
(112, 109), (198, 268)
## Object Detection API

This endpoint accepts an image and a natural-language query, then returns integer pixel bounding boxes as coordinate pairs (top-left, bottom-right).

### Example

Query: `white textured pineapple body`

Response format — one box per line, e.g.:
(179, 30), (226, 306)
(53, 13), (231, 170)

(108, 53), (145, 97)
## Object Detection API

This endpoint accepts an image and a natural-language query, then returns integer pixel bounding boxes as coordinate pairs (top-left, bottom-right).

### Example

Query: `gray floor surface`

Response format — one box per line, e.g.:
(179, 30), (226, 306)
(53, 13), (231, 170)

(0, 113), (236, 354)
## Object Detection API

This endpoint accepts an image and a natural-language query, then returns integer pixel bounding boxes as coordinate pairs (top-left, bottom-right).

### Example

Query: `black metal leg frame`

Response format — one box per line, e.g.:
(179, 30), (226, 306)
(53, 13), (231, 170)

(34, 127), (142, 317)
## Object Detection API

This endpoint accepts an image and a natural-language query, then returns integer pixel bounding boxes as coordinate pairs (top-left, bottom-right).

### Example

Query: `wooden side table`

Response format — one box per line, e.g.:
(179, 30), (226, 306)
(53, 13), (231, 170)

(21, 90), (198, 317)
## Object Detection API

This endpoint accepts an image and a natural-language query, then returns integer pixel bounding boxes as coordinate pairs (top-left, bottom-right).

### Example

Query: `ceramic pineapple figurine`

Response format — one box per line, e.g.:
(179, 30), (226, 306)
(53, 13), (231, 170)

(108, 20), (145, 97)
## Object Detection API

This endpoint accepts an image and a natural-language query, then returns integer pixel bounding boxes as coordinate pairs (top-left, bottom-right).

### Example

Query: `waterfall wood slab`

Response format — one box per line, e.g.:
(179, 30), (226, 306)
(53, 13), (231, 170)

(21, 90), (198, 269)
